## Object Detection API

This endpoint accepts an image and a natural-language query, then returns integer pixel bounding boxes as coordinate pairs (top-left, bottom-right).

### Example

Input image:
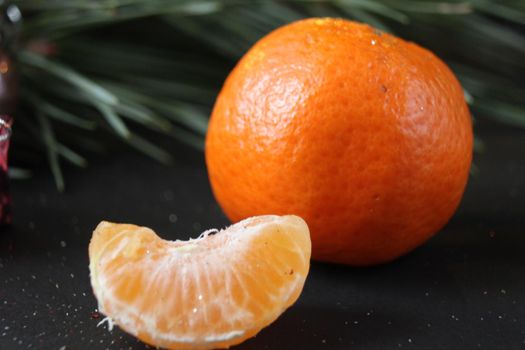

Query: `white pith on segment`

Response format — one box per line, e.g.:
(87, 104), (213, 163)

(89, 215), (311, 349)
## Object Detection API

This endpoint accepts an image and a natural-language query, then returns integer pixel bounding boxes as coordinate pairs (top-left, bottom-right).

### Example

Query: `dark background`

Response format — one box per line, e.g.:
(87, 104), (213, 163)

(0, 118), (523, 350)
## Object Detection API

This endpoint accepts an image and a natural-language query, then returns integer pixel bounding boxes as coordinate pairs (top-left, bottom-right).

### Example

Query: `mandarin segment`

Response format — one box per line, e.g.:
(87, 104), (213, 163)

(205, 18), (473, 265)
(89, 215), (311, 350)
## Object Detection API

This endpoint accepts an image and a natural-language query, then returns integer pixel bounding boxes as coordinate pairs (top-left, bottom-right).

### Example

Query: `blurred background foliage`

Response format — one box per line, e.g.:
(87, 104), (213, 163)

(3, 0), (525, 190)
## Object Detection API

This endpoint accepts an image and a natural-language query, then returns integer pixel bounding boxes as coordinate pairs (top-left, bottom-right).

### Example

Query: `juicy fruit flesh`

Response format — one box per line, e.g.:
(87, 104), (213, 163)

(89, 215), (311, 350)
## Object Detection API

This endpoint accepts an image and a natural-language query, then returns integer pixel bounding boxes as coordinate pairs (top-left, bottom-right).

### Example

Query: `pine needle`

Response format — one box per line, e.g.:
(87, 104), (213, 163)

(8, 167), (32, 180)
(19, 51), (118, 106)
(56, 143), (88, 167)
(93, 102), (130, 139)
(126, 133), (173, 165)
(23, 92), (96, 130)
(35, 112), (65, 191)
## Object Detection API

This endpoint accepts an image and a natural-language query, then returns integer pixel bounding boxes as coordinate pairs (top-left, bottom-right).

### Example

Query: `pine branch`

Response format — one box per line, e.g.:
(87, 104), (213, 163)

(8, 0), (525, 189)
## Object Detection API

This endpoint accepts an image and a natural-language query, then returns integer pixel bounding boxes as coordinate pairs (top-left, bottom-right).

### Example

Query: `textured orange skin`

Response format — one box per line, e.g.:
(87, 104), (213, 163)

(205, 18), (473, 266)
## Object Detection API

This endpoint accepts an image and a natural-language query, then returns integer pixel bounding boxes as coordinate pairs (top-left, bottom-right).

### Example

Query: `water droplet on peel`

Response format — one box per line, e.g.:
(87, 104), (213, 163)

(198, 295), (203, 301)
(371, 39), (377, 45)
(192, 308), (197, 313)
(306, 34), (315, 45)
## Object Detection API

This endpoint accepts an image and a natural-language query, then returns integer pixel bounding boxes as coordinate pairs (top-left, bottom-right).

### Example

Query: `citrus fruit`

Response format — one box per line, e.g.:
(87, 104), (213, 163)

(205, 18), (473, 266)
(88, 215), (311, 350)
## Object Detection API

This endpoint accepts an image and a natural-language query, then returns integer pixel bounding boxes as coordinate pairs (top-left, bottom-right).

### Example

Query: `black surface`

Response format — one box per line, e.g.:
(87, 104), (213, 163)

(1, 121), (524, 350)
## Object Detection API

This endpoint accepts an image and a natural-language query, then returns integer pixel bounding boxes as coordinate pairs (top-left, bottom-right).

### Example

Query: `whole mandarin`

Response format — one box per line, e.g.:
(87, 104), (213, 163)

(205, 18), (473, 265)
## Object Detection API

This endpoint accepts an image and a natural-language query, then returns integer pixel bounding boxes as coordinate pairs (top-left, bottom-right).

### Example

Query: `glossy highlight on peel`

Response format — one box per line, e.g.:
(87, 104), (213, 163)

(88, 215), (311, 350)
